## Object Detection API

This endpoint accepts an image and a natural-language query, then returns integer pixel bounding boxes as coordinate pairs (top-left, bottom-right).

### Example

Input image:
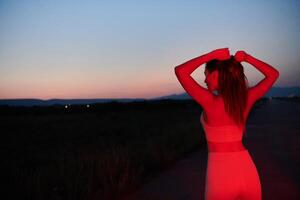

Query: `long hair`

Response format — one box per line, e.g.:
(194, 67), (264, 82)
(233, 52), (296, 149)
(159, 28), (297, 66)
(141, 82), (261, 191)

(205, 56), (249, 135)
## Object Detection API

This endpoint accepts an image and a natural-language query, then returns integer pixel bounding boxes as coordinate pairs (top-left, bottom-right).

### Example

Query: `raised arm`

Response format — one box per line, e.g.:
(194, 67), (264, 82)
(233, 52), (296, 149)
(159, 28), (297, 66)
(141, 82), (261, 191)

(235, 51), (280, 102)
(174, 48), (230, 109)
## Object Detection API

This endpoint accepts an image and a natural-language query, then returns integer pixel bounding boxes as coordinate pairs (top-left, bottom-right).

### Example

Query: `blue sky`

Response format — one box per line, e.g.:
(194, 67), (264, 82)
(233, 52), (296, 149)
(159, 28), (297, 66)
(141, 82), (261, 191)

(0, 0), (299, 99)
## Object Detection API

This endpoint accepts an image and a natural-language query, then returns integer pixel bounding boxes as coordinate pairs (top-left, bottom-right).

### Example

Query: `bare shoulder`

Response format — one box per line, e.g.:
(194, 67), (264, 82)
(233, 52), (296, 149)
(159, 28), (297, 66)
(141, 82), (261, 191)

(247, 72), (279, 104)
(247, 87), (260, 106)
(202, 95), (224, 114)
(244, 88), (259, 116)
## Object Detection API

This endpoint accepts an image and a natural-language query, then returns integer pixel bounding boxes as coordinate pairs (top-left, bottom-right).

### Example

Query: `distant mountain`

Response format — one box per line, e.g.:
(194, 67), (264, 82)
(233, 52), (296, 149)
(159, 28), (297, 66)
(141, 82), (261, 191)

(154, 86), (300, 100)
(0, 87), (299, 106)
(0, 98), (146, 107)
(264, 86), (300, 97)
(153, 93), (191, 100)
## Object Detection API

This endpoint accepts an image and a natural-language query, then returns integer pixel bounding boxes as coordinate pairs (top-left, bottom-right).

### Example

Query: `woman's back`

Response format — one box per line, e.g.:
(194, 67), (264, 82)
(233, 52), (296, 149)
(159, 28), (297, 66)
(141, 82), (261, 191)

(201, 89), (264, 200)
(202, 89), (257, 127)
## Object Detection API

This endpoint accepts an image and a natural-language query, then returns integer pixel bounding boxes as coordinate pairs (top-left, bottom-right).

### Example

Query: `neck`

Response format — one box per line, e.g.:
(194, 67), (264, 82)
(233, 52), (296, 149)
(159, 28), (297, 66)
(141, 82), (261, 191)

(213, 90), (220, 96)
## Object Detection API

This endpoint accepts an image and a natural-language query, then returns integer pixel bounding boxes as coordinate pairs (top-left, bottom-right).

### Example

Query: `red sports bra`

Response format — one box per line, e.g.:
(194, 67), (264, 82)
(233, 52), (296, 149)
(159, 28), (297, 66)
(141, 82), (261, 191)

(200, 112), (246, 152)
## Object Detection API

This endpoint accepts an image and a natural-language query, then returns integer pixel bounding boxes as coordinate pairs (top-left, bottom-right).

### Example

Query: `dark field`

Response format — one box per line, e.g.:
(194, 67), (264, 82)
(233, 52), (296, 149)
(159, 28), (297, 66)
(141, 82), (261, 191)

(0, 98), (296, 200)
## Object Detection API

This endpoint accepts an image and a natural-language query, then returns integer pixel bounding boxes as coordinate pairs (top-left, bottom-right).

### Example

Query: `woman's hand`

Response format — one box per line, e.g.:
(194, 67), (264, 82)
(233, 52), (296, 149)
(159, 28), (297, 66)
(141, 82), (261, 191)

(210, 48), (231, 61)
(234, 50), (248, 62)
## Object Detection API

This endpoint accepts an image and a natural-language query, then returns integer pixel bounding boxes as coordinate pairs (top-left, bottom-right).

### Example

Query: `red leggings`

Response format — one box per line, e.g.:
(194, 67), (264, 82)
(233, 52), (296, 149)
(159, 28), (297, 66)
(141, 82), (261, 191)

(205, 149), (262, 200)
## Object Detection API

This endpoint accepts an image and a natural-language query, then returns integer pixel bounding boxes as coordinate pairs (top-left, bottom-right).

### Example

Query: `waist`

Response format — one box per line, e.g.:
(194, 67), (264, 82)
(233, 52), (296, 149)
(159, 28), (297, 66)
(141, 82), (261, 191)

(207, 141), (246, 152)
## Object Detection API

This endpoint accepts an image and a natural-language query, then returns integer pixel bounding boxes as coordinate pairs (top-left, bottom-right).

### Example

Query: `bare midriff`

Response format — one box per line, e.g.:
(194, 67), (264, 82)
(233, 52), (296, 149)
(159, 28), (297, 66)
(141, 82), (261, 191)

(207, 141), (246, 152)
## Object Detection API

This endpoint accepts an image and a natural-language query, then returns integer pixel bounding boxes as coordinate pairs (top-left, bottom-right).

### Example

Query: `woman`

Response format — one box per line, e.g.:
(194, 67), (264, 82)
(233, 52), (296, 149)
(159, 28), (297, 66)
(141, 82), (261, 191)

(174, 48), (279, 200)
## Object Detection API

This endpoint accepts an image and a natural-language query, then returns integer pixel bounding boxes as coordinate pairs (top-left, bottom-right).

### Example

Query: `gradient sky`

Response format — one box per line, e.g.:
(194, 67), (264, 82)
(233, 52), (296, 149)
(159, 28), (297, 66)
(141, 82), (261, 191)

(1, 0), (299, 99)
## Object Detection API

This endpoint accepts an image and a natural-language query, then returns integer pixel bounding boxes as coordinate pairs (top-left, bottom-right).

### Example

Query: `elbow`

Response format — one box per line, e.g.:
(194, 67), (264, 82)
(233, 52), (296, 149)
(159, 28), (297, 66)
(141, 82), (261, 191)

(174, 66), (182, 75)
(174, 64), (187, 74)
(273, 69), (280, 79)
(174, 65), (190, 77)
(267, 67), (279, 79)
(270, 69), (280, 83)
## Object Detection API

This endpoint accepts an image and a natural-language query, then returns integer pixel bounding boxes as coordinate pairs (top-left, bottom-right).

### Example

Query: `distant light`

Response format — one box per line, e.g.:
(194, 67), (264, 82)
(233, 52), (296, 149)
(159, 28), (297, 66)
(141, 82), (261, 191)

(65, 105), (68, 108)
(86, 104), (90, 108)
